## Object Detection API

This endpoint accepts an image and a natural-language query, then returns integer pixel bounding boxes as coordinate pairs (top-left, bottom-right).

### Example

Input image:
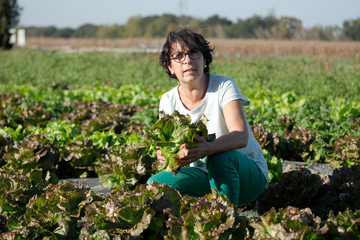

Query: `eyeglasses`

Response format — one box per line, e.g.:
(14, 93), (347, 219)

(170, 50), (201, 63)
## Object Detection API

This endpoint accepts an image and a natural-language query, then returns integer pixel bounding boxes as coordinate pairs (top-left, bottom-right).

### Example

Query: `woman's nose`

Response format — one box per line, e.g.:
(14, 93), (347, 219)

(182, 53), (192, 64)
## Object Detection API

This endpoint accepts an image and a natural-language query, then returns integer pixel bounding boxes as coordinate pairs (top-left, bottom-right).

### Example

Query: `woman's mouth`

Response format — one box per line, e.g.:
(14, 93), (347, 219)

(184, 68), (195, 73)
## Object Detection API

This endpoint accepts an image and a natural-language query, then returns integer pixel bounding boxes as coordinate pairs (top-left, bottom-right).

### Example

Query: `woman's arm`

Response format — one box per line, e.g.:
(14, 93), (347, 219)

(176, 99), (249, 166)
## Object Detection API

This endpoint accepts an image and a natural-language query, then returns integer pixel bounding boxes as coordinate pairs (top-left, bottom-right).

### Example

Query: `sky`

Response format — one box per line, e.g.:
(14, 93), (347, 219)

(17, 0), (360, 29)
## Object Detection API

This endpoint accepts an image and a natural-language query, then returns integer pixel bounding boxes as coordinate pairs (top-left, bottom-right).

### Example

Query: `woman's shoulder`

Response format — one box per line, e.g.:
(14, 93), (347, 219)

(159, 86), (179, 114)
(163, 85), (179, 96)
(160, 85), (179, 104)
(210, 74), (237, 89)
(210, 73), (234, 81)
(210, 73), (236, 84)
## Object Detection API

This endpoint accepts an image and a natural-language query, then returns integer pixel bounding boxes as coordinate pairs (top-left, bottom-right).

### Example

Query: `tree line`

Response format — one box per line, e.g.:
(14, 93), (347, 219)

(24, 14), (360, 41)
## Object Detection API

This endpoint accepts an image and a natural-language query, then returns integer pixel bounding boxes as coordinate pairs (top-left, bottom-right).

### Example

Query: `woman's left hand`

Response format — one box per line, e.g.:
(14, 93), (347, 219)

(175, 134), (209, 166)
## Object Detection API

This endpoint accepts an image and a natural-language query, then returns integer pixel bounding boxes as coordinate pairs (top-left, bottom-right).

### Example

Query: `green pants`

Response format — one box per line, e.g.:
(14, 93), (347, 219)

(147, 150), (267, 206)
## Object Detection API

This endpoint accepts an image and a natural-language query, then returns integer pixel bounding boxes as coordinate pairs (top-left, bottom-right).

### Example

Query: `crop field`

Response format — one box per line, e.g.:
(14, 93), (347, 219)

(0, 47), (360, 238)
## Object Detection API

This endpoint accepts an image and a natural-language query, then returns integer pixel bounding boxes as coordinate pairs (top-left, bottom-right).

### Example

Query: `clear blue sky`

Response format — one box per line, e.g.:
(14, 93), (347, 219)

(18, 0), (360, 29)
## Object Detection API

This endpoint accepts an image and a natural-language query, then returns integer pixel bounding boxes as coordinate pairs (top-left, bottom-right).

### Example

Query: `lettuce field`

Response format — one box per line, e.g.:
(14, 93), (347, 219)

(0, 48), (360, 239)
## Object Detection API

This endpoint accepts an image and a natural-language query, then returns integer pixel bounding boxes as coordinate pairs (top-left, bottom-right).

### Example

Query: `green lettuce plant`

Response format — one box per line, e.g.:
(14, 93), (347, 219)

(250, 206), (323, 239)
(96, 144), (157, 191)
(322, 209), (360, 239)
(79, 182), (182, 239)
(166, 189), (249, 240)
(262, 149), (283, 184)
(2, 181), (99, 239)
(148, 110), (215, 176)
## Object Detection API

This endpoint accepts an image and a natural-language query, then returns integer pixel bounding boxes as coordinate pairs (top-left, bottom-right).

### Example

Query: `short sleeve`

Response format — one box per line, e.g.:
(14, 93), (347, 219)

(159, 86), (179, 116)
(159, 94), (172, 115)
(219, 77), (250, 109)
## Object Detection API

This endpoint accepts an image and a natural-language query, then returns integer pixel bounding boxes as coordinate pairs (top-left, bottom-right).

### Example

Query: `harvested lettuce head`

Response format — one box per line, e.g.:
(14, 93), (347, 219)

(149, 110), (215, 176)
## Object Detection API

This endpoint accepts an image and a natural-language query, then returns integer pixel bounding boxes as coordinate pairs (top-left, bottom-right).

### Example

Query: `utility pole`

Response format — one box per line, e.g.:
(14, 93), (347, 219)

(178, 0), (187, 27)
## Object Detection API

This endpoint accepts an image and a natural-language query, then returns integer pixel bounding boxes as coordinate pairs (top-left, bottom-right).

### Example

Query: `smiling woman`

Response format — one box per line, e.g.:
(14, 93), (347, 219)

(147, 28), (269, 207)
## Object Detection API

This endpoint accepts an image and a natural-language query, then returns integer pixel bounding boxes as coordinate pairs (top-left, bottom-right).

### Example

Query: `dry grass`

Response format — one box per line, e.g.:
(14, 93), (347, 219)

(210, 39), (360, 58)
(25, 37), (165, 53)
(24, 37), (360, 57)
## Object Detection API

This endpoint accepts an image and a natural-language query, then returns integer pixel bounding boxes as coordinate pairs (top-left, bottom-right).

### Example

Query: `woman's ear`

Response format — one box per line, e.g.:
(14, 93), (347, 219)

(167, 63), (174, 75)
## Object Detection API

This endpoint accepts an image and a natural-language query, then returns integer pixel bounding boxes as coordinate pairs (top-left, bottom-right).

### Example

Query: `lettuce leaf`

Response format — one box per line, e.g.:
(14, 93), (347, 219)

(149, 110), (215, 176)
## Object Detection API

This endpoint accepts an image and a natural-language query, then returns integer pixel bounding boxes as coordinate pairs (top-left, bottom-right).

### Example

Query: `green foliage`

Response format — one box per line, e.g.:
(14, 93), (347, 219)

(326, 133), (360, 168)
(0, 169), (47, 216)
(88, 129), (124, 150)
(213, 56), (360, 102)
(250, 206), (323, 239)
(80, 187), (156, 238)
(148, 110), (215, 175)
(324, 209), (360, 239)
(130, 104), (159, 130)
(2, 133), (60, 176)
(62, 139), (101, 177)
(263, 149), (283, 184)
(2, 50), (359, 101)
(95, 143), (157, 191)
(343, 17), (360, 41)
(0, 124), (30, 142)
(166, 190), (247, 239)
(12, 182), (98, 239)
(0, 50), (169, 90)
(32, 120), (79, 145)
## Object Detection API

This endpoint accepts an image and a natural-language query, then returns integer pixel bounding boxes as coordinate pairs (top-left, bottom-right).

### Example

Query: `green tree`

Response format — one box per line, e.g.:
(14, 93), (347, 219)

(343, 18), (360, 41)
(306, 26), (339, 41)
(96, 24), (122, 38)
(71, 24), (99, 38)
(226, 19), (249, 38)
(204, 14), (232, 26)
(0, 0), (21, 49)
(40, 26), (57, 37)
(226, 15), (266, 38)
(204, 15), (232, 38)
(53, 27), (74, 38)
(122, 16), (144, 38)
(278, 17), (302, 39)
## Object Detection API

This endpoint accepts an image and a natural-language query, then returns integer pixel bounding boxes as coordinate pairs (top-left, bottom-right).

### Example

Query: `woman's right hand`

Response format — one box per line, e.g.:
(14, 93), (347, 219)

(156, 147), (166, 165)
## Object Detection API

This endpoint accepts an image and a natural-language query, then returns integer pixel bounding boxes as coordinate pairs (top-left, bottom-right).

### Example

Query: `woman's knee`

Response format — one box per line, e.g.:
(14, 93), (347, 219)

(146, 175), (157, 185)
(146, 171), (172, 185)
(146, 168), (211, 196)
(206, 150), (240, 171)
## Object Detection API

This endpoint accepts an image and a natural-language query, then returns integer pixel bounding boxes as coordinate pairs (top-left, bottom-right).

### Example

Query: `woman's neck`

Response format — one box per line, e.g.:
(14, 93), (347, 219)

(178, 75), (209, 110)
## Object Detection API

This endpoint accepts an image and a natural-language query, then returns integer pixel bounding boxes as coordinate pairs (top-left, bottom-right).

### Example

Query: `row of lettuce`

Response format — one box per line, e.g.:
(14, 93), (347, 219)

(0, 84), (359, 238)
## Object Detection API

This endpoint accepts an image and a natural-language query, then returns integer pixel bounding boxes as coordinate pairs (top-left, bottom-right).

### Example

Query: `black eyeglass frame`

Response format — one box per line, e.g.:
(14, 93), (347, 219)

(170, 50), (202, 63)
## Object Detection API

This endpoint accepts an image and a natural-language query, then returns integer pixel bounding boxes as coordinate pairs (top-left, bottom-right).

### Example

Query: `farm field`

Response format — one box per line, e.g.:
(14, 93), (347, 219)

(0, 47), (360, 238)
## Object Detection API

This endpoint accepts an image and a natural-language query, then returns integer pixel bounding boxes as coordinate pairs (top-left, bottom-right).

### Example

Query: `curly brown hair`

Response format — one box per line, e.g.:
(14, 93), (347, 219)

(159, 28), (214, 80)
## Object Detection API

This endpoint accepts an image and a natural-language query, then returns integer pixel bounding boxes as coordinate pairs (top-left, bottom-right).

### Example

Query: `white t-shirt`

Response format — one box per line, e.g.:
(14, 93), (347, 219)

(159, 73), (269, 181)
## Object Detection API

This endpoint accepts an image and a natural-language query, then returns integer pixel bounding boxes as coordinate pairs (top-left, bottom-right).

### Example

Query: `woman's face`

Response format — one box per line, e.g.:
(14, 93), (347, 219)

(167, 41), (206, 84)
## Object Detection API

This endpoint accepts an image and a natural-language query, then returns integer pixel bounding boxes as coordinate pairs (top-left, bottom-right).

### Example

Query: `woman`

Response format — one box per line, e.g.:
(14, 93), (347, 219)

(147, 28), (268, 206)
